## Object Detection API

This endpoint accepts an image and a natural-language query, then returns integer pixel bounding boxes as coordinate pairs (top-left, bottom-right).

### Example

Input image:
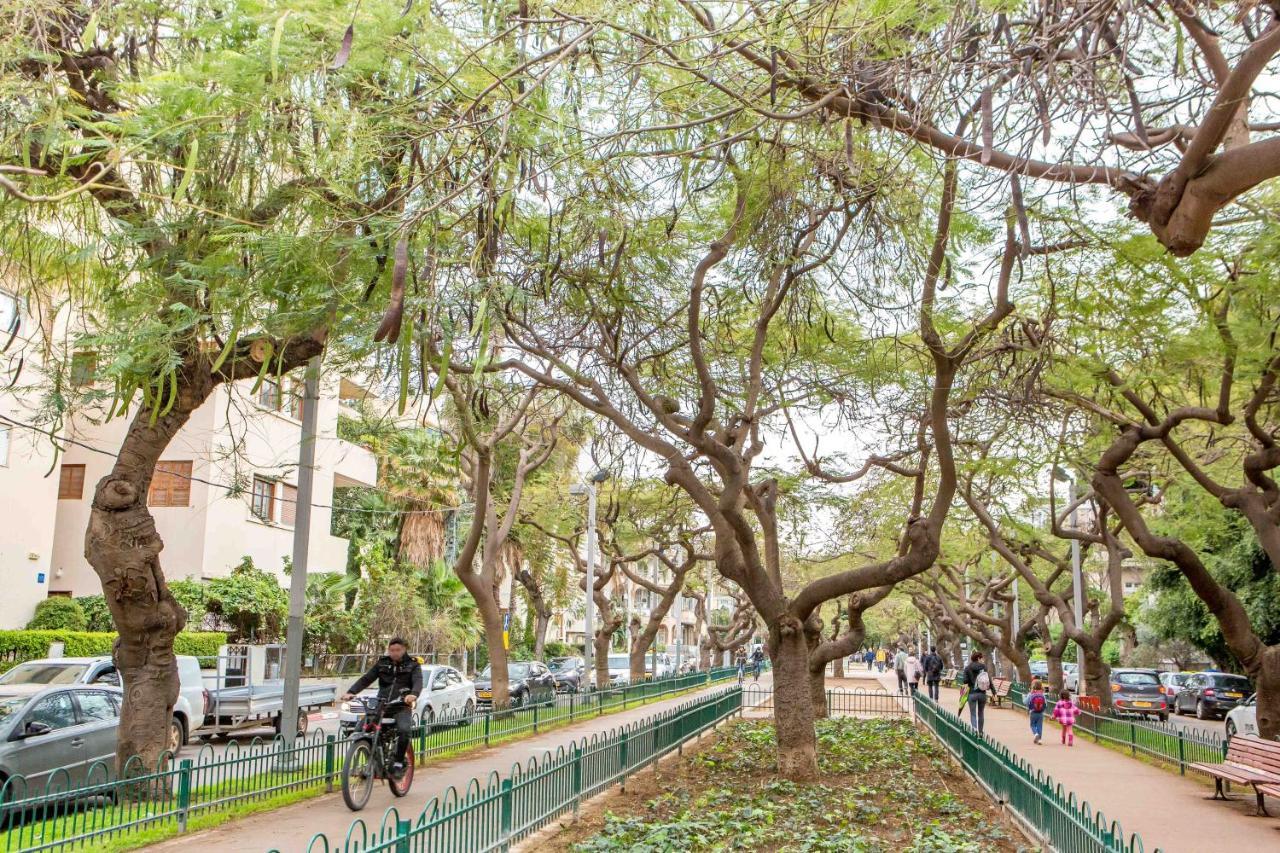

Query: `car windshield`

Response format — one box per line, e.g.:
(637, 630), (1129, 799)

(0, 696), (29, 721)
(1116, 672), (1158, 686)
(1210, 674), (1251, 689)
(480, 664), (531, 679)
(549, 659), (579, 672)
(0, 663), (89, 685)
(1165, 673), (1190, 684)
(607, 655), (630, 669)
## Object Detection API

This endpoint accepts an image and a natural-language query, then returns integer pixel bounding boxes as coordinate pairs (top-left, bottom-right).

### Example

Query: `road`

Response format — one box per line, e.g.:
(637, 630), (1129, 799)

(178, 707), (342, 761)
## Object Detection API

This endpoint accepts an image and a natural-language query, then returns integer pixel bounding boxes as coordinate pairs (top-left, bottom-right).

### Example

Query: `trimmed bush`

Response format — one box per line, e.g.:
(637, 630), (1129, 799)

(0, 630), (228, 672)
(73, 595), (115, 632)
(26, 598), (88, 631)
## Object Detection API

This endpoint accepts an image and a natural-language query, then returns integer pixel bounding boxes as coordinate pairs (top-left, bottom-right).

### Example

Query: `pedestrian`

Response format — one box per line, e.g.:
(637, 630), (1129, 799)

(962, 651), (991, 734)
(922, 646), (944, 701)
(865, 648), (875, 671)
(906, 650), (922, 694)
(1026, 679), (1048, 744)
(875, 648), (886, 673)
(893, 646), (908, 692)
(1053, 688), (1079, 746)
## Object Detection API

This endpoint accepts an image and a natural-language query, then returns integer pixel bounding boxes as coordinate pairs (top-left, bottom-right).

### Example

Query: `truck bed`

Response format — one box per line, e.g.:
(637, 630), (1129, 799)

(208, 681), (336, 717)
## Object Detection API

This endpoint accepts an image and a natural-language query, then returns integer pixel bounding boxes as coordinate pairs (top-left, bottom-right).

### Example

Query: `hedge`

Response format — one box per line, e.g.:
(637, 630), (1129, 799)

(0, 631), (227, 672)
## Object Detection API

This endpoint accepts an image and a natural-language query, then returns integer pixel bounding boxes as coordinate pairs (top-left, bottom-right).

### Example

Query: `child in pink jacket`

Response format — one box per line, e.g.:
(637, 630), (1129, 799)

(1052, 689), (1079, 746)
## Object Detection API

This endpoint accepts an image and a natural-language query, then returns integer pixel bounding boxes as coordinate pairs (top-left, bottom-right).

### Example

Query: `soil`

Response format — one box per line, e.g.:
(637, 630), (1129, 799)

(524, 716), (1030, 852)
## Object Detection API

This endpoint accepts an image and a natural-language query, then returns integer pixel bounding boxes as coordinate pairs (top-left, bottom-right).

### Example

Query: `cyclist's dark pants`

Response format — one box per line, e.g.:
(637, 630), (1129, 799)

(393, 708), (413, 763)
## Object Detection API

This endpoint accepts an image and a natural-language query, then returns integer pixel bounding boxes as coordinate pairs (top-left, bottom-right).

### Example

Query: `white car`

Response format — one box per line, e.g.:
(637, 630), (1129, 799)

(1063, 663), (1079, 693)
(339, 663), (475, 731)
(1226, 694), (1258, 740)
(0, 656), (208, 751)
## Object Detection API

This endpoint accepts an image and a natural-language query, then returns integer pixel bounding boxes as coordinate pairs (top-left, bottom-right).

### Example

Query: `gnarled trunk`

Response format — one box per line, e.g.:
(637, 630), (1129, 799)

(1082, 644), (1112, 709)
(478, 603), (510, 707)
(769, 619), (818, 781)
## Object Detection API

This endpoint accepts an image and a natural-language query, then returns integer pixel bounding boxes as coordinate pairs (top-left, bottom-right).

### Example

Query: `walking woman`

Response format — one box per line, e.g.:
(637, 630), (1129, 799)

(962, 651), (991, 734)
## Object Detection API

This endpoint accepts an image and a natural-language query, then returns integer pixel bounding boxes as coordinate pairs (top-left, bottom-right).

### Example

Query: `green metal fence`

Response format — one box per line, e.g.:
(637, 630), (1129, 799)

(740, 684), (912, 717)
(0, 668), (737, 852)
(914, 693), (1158, 853)
(279, 687), (743, 853)
(1002, 682), (1226, 775)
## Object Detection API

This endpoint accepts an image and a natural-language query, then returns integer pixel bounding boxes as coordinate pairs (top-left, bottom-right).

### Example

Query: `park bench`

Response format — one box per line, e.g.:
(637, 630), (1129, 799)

(1188, 735), (1280, 815)
(988, 678), (1014, 707)
(942, 668), (957, 684)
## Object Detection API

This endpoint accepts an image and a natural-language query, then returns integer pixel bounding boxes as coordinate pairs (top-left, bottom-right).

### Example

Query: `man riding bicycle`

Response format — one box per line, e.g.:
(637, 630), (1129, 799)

(340, 638), (421, 775)
(750, 646), (765, 681)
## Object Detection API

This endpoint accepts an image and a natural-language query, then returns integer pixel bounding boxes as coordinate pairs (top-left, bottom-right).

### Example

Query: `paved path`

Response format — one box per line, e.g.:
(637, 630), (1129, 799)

(152, 678), (761, 852)
(912, 675), (1280, 853)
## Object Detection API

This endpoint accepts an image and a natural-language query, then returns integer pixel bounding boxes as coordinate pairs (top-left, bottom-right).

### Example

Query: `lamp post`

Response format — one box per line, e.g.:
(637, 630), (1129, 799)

(570, 470), (609, 687)
(1053, 465), (1086, 696)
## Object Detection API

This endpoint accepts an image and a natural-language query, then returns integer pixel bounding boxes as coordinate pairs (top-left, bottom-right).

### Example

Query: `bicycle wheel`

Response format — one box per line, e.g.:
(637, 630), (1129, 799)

(341, 738), (376, 811)
(388, 743), (414, 797)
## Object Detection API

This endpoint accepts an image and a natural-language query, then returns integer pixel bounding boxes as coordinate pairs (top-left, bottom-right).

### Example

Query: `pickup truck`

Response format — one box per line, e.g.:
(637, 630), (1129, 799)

(0, 656), (208, 752)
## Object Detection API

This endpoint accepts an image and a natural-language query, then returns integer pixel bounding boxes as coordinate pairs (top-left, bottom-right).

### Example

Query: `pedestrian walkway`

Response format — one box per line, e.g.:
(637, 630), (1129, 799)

(918, 676), (1280, 853)
(152, 678), (763, 852)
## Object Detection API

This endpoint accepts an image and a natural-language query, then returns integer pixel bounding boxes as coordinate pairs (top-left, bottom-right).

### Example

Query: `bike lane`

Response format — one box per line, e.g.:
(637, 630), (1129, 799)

(151, 677), (767, 852)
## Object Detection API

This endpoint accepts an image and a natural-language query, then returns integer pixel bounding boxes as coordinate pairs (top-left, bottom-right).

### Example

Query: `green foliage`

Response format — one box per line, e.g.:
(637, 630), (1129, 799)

(168, 580), (209, 628)
(26, 598), (88, 631)
(304, 573), (365, 655)
(544, 641), (577, 659)
(0, 631), (226, 672)
(204, 558), (289, 642)
(73, 595), (114, 633)
(575, 717), (1006, 852)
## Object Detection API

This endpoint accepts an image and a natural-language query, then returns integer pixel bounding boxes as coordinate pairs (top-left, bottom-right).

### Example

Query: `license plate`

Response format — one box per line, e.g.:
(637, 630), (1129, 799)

(478, 690), (491, 699)
(1225, 692), (1242, 698)
(1133, 701), (1152, 708)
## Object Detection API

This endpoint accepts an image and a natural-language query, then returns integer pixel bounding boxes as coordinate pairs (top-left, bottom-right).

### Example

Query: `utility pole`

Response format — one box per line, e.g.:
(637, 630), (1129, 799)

(674, 566), (683, 675)
(280, 356), (321, 760)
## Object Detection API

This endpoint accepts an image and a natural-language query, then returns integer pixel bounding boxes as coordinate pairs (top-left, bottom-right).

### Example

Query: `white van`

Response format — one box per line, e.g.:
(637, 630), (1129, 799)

(0, 656), (209, 752)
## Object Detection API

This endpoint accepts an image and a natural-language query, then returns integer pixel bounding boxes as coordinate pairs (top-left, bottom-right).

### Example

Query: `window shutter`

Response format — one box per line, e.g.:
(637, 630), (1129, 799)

(59, 464), (86, 499)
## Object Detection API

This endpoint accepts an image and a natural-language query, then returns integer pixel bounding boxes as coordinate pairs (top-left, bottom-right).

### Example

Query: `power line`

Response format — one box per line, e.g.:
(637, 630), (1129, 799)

(0, 411), (472, 518)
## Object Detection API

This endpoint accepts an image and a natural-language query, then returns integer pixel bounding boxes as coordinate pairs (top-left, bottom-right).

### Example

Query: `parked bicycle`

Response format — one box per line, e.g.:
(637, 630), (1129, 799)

(341, 688), (415, 810)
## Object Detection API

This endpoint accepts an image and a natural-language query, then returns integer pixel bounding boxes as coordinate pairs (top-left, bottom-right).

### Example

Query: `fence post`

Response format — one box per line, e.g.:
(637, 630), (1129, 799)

(569, 691), (575, 722)
(176, 759), (193, 833)
(324, 735), (336, 792)
(500, 778), (514, 842)
(620, 729), (629, 792)
(1177, 730), (1186, 775)
(395, 818), (411, 853)
(1129, 721), (1137, 756)
(484, 712), (491, 747)
(534, 701), (539, 734)
(572, 744), (583, 815)
(418, 718), (427, 760)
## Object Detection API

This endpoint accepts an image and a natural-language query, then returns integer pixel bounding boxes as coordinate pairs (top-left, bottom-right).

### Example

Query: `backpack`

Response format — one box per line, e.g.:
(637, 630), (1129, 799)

(1029, 693), (1046, 713)
(974, 669), (991, 692)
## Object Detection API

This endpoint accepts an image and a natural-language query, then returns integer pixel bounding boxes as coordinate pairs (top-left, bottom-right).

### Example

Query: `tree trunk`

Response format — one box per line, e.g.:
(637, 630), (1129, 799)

(86, 374), (212, 776)
(1082, 644), (1112, 709)
(1045, 650), (1065, 696)
(804, 620), (828, 720)
(700, 644), (711, 670)
(1255, 647), (1280, 741)
(532, 606), (550, 661)
(594, 625), (612, 690)
(769, 620), (819, 781)
(478, 604), (510, 707)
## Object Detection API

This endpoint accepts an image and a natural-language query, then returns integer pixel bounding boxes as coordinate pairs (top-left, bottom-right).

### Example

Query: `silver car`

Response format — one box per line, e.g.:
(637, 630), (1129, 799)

(0, 684), (123, 804)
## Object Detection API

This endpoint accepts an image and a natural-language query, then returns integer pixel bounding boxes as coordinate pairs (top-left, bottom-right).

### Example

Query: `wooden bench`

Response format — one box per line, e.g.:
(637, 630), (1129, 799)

(941, 668), (957, 684)
(988, 678), (1014, 707)
(1188, 735), (1280, 815)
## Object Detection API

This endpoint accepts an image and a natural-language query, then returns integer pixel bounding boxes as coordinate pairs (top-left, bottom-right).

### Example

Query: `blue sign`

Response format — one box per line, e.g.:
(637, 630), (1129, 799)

(37, 573), (45, 584)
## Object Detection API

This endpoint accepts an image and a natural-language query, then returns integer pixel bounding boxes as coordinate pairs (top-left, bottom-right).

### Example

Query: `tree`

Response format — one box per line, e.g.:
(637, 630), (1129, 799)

(204, 559), (288, 643)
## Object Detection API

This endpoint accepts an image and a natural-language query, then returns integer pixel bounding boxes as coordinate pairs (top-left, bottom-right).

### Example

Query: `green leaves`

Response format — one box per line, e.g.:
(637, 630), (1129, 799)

(270, 10), (291, 84)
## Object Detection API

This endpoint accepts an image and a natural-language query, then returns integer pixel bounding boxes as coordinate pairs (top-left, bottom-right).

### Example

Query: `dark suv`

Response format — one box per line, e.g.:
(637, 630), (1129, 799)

(1173, 672), (1253, 720)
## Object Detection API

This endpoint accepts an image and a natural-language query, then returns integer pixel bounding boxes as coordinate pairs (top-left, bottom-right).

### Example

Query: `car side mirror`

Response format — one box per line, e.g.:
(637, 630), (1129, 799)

(23, 721), (52, 738)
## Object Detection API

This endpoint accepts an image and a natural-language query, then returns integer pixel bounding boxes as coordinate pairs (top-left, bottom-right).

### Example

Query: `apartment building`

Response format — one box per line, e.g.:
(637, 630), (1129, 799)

(47, 374), (378, 602)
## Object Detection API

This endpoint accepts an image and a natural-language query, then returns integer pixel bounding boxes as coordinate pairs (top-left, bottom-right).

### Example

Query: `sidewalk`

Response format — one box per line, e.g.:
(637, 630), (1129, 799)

(921, 677), (1280, 853)
(153, 678), (760, 852)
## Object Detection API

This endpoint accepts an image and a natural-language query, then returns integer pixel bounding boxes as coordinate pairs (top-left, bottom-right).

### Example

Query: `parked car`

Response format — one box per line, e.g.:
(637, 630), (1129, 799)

(1174, 672), (1253, 720)
(474, 661), (556, 708)
(549, 657), (585, 693)
(1063, 663), (1079, 692)
(1029, 660), (1049, 679)
(0, 684), (124, 801)
(1109, 668), (1169, 721)
(0, 656), (207, 752)
(1225, 694), (1258, 740)
(1157, 671), (1192, 705)
(339, 663), (475, 732)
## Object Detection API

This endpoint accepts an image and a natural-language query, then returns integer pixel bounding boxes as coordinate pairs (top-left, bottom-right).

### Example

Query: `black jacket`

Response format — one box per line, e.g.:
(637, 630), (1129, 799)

(922, 652), (944, 681)
(348, 655), (423, 702)
(962, 662), (989, 694)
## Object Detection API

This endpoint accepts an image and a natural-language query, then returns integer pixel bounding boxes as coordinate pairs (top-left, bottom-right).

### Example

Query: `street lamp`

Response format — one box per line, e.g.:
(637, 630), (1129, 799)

(1052, 465), (1086, 696)
(570, 469), (609, 687)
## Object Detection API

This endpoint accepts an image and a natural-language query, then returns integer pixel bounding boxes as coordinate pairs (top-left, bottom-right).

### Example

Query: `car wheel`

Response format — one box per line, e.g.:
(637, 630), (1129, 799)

(1226, 719), (1237, 740)
(168, 717), (185, 754)
(462, 699), (475, 721)
(513, 690), (526, 708)
(423, 706), (436, 732)
(1196, 699), (1208, 720)
(1158, 713), (1169, 723)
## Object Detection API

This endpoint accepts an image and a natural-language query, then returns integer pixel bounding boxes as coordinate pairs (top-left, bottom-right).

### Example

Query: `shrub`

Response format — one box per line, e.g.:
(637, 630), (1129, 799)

(205, 558), (287, 641)
(74, 595), (115, 632)
(544, 641), (577, 660)
(26, 598), (88, 631)
(0, 630), (228, 672)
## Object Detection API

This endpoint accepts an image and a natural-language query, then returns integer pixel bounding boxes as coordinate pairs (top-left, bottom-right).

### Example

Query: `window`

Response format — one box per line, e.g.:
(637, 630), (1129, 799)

(0, 425), (9, 466)
(58, 464), (86, 499)
(251, 476), (276, 521)
(76, 691), (118, 722)
(0, 290), (19, 335)
(25, 692), (77, 731)
(70, 351), (97, 387)
(148, 461), (192, 507)
(257, 378), (281, 410)
(280, 483), (297, 526)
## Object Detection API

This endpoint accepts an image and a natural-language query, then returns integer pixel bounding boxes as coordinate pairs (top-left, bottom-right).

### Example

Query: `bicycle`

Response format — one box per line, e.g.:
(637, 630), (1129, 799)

(752, 659), (763, 682)
(341, 689), (415, 811)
